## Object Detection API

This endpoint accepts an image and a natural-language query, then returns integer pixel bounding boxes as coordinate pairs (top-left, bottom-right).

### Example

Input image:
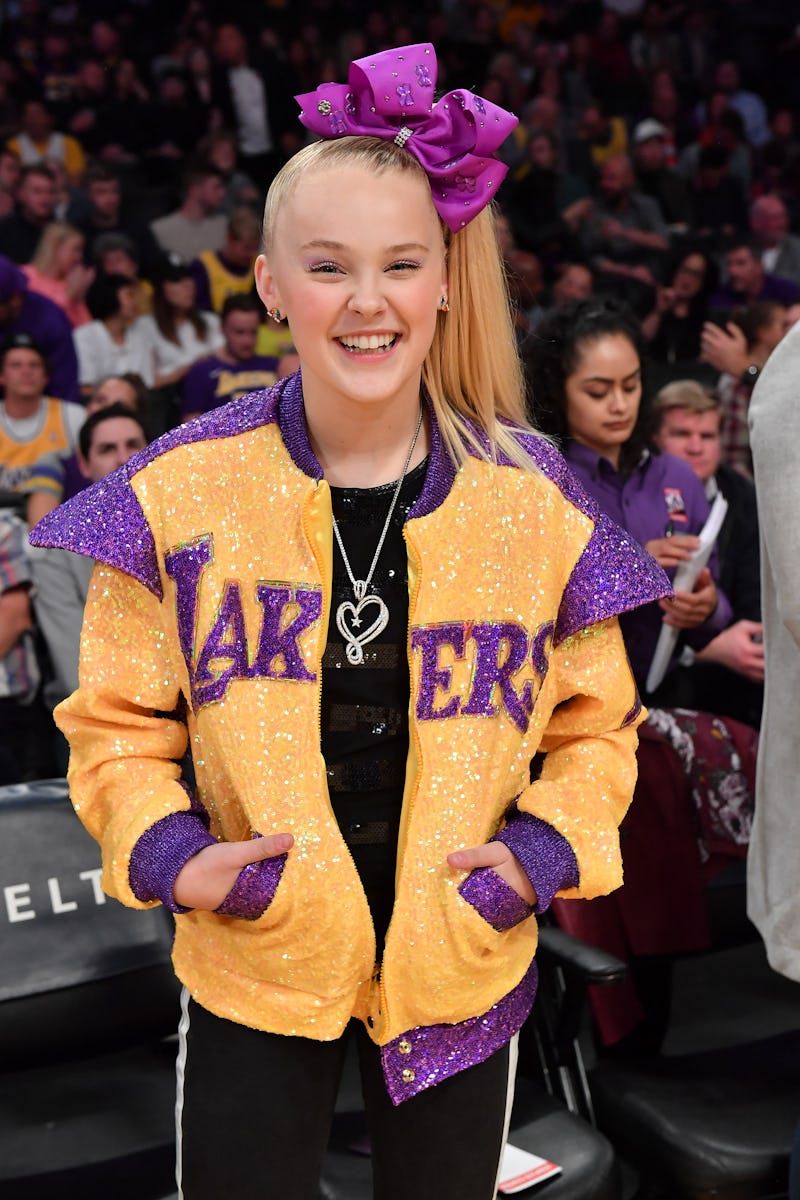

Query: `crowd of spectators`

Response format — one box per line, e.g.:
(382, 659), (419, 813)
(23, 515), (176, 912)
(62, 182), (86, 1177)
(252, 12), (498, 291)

(0, 0), (797, 786)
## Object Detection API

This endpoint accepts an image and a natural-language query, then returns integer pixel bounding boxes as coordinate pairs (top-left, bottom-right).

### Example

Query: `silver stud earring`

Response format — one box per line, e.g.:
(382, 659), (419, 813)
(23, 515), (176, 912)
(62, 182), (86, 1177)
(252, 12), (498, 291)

(268, 307), (284, 323)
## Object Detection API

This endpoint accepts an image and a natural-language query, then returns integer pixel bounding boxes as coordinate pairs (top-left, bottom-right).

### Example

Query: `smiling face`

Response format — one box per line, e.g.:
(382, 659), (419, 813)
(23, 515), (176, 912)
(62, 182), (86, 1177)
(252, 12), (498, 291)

(564, 332), (642, 467)
(255, 162), (447, 421)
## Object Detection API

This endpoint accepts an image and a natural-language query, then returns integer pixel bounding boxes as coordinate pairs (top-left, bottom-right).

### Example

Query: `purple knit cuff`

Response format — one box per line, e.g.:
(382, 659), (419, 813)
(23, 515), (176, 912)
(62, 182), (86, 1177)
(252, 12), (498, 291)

(493, 812), (579, 913)
(214, 846), (287, 920)
(459, 867), (533, 931)
(129, 811), (216, 913)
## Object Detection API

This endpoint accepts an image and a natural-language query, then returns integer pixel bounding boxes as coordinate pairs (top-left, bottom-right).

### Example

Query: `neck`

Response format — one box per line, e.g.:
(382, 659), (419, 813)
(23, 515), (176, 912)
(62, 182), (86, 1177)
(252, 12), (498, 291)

(104, 314), (127, 340)
(304, 384), (429, 489)
(3, 392), (41, 419)
(181, 196), (206, 220)
(576, 436), (621, 469)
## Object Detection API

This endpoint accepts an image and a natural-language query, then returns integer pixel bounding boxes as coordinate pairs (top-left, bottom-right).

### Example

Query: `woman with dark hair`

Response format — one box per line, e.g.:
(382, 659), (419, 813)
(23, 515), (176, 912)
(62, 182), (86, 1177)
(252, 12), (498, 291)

(135, 253), (223, 433)
(527, 296), (731, 694)
(642, 246), (716, 364)
(526, 297), (757, 1057)
(74, 272), (154, 392)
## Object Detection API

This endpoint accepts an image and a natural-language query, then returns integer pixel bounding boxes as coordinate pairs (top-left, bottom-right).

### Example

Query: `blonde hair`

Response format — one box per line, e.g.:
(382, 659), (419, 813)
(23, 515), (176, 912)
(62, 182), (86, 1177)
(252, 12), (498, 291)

(653, 379), (720, 420)
(31, 221), (83, 278)
(262, 136), (539, 472)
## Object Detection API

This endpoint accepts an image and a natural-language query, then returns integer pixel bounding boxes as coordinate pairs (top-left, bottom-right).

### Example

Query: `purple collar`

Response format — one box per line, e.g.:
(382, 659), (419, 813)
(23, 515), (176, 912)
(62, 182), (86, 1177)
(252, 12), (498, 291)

(277, 370), (457, 521)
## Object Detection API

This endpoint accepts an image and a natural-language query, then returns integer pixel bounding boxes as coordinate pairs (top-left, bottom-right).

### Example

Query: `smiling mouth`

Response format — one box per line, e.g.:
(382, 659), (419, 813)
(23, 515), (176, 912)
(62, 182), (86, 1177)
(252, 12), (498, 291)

(337, 334), (398, 354)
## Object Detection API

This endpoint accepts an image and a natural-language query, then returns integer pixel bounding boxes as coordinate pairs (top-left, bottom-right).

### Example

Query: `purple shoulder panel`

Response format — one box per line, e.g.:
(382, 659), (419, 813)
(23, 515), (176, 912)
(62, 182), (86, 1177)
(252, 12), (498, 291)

(28, 385), (284, 598)
(381, 960), (538, 1104)
(555, 510), (671, 646)
(28, 466), (164, 597)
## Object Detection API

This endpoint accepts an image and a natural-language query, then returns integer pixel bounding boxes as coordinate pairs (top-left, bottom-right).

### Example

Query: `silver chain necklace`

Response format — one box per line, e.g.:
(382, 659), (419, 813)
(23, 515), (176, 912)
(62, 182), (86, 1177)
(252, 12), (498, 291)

(332, 407), (424, 665)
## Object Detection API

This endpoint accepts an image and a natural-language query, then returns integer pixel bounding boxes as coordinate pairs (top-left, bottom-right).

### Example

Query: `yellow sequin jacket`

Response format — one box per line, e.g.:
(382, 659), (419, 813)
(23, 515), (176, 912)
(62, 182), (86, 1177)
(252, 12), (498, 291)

(30, 375), (670, 1102)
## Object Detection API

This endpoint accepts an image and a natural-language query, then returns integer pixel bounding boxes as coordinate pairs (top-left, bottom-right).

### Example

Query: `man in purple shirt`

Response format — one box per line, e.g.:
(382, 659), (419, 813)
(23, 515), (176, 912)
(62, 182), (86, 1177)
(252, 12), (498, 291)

(0, 256), (79, 403)
(710, 237), (800, 312)
(181, 294), (277, 421)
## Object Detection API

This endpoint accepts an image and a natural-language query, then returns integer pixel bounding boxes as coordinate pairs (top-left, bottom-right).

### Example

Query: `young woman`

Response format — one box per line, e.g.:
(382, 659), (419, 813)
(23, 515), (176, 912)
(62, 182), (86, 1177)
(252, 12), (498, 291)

(31, 45), (667, 1200)
(23, 221), (93, 328)
(137, 255), (223, 392)
(526, 299), (757, 1057)
(134, 254), (223, 434)
(641, 247), (715, 364)
(74, 272), (154, 393)
(527, 296), (732, 695)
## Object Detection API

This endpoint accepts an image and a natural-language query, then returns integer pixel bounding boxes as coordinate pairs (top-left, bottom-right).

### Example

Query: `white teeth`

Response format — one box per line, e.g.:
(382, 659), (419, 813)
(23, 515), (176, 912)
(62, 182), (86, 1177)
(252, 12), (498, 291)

(339, 334), (396, 351)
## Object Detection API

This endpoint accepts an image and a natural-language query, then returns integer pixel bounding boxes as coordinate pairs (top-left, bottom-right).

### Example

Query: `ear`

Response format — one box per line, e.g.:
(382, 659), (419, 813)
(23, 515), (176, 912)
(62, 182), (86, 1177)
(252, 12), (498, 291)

(254, 254), (282, 312)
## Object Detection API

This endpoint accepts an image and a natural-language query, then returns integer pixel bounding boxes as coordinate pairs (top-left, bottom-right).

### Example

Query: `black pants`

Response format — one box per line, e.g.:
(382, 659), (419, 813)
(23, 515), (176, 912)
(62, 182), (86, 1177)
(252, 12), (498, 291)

(176, 993), (516, 1200)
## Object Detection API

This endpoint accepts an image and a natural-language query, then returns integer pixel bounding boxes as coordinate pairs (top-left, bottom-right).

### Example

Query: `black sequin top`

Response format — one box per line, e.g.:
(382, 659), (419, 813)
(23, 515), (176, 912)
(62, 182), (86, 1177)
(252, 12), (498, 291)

(321, 458), (428, 953)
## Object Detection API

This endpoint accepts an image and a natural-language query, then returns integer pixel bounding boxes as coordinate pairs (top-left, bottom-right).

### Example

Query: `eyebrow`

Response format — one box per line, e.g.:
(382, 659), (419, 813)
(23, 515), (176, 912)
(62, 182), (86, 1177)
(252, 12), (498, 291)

(582, 368), (641, 384)
(299, 239), (429, 253)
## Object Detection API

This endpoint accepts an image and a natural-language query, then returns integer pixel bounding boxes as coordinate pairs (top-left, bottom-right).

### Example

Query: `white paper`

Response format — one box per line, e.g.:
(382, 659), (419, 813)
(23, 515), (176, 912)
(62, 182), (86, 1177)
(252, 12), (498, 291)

(645, 491), (729, 695)
(497, 1143), (562, 1193)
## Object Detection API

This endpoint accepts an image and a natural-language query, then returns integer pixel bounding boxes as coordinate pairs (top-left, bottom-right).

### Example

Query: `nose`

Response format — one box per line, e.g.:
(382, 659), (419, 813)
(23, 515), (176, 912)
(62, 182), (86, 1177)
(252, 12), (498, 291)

(686, 433), (703, 455)
(347, 271), (387, 318)
(608, 386), (628, 413)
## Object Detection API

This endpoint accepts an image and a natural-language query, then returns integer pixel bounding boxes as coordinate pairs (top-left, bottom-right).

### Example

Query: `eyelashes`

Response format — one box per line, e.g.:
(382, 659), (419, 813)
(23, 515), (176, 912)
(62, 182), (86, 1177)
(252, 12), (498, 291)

(306, 260), (422, 275)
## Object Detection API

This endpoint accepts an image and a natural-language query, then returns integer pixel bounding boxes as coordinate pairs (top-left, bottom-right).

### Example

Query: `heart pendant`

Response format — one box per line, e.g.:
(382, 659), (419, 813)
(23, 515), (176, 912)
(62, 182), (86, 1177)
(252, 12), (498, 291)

(336, 593), (389, 665)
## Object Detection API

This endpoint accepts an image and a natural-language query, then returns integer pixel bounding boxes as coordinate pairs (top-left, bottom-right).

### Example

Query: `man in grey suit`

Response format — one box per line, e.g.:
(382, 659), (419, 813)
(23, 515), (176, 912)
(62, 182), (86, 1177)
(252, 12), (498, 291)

(750, 195), (800, 287)
(746, 317), (800, 1198)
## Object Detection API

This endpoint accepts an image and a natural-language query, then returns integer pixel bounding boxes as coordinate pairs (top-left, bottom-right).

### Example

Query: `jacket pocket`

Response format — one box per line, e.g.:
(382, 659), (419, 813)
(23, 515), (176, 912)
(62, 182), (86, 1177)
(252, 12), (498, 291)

(458, 866), (533, 932)
(214, 851), (287, 921)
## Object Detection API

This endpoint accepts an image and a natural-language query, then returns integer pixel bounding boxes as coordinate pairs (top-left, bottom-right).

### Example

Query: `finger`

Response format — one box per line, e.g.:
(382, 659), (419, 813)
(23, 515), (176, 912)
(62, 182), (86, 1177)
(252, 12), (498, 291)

(220, 833), (294, 869)
(447, 843), (508, 871)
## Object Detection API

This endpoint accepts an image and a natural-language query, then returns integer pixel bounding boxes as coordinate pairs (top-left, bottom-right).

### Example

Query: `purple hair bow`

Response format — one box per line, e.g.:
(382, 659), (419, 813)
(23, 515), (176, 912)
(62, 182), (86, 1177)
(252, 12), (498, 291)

(295, 43), (518, 232)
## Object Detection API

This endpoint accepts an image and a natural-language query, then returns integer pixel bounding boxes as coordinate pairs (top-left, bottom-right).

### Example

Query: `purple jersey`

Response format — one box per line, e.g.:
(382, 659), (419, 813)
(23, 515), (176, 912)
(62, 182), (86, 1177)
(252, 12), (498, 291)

(181, 354), (278, 417)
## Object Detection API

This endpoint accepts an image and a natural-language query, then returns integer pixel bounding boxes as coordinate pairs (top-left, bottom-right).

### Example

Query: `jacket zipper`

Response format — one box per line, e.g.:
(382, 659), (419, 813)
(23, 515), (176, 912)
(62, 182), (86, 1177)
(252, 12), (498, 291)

(373, 522), (424, 1037)
(300, 479), (378, 980)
